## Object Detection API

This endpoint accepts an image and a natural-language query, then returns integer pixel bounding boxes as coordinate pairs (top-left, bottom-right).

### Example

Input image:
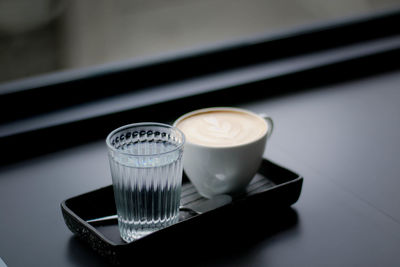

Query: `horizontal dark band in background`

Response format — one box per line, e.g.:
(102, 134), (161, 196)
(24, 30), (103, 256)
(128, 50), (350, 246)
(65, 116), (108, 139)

(1, 44), (399, 166)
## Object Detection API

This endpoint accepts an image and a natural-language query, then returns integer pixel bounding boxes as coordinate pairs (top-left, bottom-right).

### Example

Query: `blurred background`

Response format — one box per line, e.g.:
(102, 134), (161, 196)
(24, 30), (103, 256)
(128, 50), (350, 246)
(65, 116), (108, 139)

(0, 0), (399, 83)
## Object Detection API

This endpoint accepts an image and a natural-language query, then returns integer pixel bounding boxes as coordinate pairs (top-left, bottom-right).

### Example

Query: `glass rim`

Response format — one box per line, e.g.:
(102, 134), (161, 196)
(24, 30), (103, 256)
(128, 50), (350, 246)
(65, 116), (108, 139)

(106, 122), (185, 157)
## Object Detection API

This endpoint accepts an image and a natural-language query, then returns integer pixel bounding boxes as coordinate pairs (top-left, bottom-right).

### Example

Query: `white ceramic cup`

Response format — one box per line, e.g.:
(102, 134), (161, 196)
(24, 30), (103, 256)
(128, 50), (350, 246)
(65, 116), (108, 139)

(173, 107), (273, 198)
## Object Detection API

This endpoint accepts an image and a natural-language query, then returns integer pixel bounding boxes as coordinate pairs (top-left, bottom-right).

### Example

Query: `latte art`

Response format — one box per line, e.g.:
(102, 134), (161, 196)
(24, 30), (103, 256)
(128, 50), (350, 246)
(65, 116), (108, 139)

(176, 110), (267, 147)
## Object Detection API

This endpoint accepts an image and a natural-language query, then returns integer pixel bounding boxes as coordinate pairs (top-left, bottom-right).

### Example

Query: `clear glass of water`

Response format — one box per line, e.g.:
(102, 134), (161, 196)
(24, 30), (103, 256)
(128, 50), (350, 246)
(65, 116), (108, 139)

(106, 122), (185, 242)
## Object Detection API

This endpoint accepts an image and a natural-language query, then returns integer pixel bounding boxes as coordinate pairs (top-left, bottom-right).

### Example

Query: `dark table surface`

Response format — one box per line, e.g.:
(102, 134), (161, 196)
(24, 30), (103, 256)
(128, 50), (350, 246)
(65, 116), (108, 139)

(1, 69), (400, 266)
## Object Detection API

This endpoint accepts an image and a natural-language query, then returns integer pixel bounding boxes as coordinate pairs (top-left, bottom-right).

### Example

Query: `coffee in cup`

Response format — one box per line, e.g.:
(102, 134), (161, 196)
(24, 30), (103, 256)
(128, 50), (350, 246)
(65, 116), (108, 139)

(174, 107), (273, 198)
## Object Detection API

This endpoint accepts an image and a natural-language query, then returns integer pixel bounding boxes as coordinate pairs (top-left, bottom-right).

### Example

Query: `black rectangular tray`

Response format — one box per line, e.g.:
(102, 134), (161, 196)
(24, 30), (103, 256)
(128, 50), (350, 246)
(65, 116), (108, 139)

(61, 158), (303, 265)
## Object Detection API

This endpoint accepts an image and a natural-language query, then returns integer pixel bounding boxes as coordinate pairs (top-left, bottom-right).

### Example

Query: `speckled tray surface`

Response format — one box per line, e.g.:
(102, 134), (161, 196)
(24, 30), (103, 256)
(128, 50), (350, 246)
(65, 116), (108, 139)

(61, 158), (303, 265)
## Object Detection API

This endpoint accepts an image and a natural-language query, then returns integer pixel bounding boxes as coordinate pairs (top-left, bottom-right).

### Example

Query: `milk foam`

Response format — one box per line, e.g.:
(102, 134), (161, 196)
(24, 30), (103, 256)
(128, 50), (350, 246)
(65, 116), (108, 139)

(176, 110), (267, 147)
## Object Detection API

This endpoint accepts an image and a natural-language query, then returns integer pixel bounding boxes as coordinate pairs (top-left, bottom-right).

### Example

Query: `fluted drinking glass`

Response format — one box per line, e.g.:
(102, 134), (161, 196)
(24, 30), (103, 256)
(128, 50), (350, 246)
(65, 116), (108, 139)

(106, 123), (185, 242)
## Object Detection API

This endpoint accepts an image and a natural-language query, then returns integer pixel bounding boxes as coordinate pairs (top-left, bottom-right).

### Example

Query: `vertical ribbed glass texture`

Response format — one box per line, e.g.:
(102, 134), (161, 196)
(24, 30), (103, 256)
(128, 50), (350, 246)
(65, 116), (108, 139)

(106, 123), (185, 243)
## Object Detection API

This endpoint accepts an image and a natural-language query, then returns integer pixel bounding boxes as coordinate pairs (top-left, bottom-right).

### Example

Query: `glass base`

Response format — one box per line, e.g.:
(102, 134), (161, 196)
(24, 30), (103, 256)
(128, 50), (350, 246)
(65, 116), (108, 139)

(119, 215), (179, 243)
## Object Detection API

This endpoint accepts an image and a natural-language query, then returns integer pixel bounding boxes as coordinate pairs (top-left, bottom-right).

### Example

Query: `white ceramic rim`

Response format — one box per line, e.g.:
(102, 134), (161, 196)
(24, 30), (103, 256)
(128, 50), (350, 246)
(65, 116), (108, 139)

(173, 107), (270, 149)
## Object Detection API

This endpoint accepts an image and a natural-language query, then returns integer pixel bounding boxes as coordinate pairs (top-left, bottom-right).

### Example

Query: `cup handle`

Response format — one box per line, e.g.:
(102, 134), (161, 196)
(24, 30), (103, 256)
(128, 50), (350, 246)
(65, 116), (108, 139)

(258, 113), (274, 139)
